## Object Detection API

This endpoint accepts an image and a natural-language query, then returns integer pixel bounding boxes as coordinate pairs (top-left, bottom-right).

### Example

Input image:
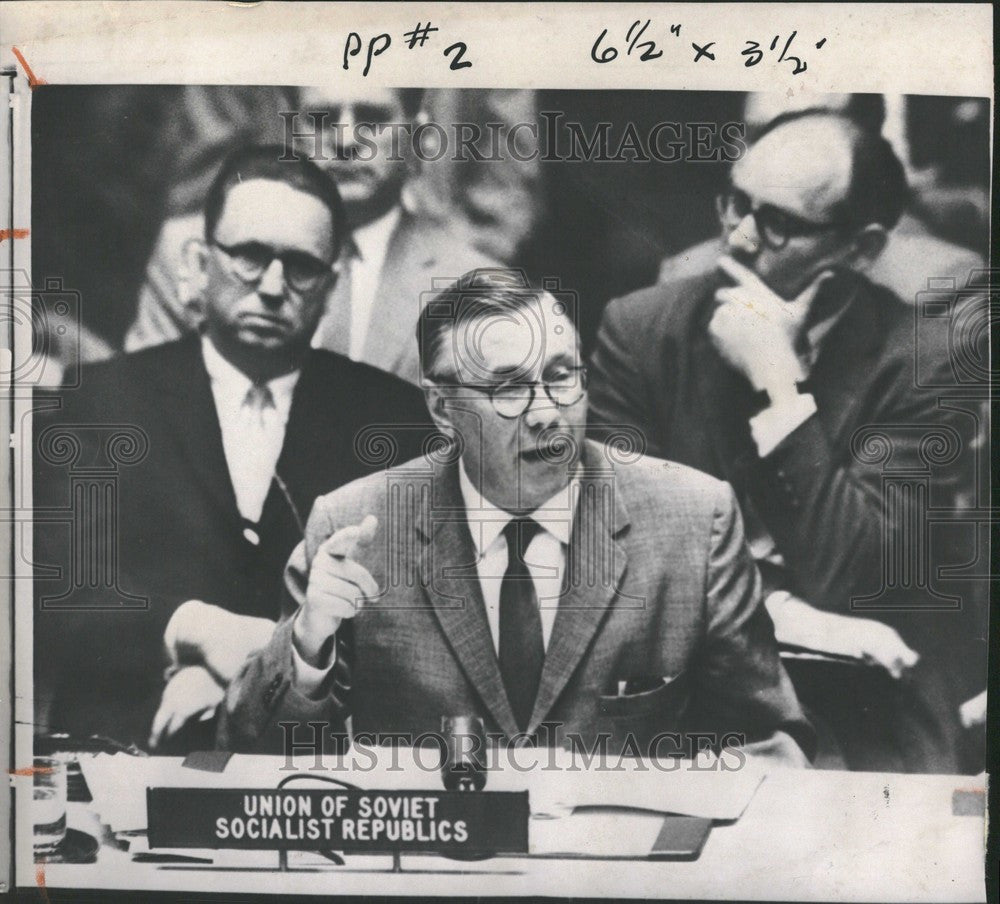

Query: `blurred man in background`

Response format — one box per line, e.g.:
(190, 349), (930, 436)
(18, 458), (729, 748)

(125, 86), (499, 384)
(589, 111), (986, 773)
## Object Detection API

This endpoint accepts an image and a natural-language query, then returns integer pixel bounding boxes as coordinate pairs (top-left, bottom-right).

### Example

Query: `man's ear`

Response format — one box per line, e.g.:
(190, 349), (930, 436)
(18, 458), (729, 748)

(847, 224), (888, 272)
(423, 384), (457, 437)
(180, 237), (210, 315)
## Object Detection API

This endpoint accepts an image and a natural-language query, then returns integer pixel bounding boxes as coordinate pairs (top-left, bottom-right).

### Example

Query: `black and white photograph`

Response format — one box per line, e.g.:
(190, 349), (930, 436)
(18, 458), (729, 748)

(2, 2), (994, 901)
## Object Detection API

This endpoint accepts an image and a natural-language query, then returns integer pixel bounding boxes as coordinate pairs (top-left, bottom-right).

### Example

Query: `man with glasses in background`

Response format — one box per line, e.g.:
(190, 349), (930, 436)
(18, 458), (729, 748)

(217, 268), (812, 765)
(34, 145), (431, 752)
(126, 87), (500, 385)
(588, 111), (985, 773)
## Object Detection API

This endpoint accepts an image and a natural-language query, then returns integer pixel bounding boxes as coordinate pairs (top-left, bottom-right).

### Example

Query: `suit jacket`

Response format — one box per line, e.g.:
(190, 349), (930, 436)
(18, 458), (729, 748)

(587, 269), (987, 771)
(125, 209), (501, 385)
(33, 336), (434, 747)
(313, 210), (502, 384)
(218, 441), (813, 763)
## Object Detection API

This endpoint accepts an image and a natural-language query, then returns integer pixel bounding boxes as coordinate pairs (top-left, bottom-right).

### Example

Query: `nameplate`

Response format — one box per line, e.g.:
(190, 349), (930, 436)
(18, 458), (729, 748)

(147, 788), (529, 853)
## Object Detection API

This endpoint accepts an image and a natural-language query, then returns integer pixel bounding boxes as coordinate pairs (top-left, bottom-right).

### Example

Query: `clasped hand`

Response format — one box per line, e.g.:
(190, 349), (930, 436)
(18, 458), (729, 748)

(149, 600), (276, 748)
(709, 256), (832, 399)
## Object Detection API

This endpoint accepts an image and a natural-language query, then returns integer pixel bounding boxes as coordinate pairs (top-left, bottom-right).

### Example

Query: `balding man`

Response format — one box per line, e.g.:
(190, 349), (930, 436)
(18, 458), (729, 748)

(657, 93), (985, 304)
(589, 111), (985, 773)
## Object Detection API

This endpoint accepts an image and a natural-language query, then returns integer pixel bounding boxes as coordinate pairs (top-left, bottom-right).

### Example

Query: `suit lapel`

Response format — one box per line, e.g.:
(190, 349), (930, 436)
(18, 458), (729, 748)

(363, 213), (439, 373)
(417, 460), (520, 737)
(150, 337), (241, 525)
(528, 446), (630, 733)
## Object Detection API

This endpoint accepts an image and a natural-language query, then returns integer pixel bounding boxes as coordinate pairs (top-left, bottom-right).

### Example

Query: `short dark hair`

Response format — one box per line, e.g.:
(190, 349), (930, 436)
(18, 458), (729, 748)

(756, 110), (908, 230)
(417, 268), (555, 381)
(203, 144), (347, 260)
(292, 86), (424, 119)
(842, 93), (887, 134)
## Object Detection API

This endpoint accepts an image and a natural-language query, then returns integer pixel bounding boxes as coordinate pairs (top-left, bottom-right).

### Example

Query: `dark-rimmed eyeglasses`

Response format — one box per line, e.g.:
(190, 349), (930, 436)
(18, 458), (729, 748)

(434, 366), (588, 419)
(211, 240), (335, 293)
(716, 186), (850, 250)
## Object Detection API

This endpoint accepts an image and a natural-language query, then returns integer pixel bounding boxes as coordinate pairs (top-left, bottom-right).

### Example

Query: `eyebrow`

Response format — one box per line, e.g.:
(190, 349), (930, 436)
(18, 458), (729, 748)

(479, 353), (579, 383)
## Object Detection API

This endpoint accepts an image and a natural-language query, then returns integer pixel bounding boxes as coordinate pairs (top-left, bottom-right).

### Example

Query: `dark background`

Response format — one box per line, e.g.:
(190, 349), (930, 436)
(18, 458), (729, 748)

(31, 87), (990, 359)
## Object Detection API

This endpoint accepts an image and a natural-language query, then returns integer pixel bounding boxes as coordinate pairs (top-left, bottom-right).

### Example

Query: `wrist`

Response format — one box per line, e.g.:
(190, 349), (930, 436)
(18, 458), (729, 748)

(761, 383), (801, 408)
(171, 600), (209, 655)
(758, 365), (808, 404)
(292, 609), (341, 668)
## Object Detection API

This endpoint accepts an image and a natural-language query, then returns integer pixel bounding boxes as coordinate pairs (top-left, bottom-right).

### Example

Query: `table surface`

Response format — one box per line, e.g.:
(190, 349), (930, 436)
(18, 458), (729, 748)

(22, 753), (987, 902)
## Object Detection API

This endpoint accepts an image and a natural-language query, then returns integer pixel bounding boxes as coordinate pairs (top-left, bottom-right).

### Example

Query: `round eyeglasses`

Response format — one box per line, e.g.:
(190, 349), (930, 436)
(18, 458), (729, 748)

(436, 366), (588, 419)
(716, 187), (849, 250)
(211, 239), (335, 293)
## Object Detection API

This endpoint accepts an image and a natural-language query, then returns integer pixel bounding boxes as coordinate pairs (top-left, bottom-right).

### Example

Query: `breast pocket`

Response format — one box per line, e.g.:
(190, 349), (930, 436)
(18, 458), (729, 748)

(597, 673), (690, 753)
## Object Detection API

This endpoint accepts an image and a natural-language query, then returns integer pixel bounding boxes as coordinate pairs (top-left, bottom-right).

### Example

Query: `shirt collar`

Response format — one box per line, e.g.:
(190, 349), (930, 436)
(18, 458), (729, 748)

(457, 458), (578, 556)
(350, 204), (402, 265)
(200, 335), (301, 412)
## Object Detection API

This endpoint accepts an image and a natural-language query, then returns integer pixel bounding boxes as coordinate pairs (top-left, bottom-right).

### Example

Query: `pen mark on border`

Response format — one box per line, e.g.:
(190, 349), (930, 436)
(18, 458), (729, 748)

(8, 765), (54, 776)
(35, 863), (49, 903)
(11, 46), (47, 88)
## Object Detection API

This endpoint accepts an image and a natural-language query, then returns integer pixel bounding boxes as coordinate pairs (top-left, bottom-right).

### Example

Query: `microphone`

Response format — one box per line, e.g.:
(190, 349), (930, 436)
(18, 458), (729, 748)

(440, 715), (487, 792)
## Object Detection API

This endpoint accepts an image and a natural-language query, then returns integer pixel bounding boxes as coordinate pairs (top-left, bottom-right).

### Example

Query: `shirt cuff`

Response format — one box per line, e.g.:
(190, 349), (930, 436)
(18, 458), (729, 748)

(290, 620), (337, 697)
(749, 393), (818, 458)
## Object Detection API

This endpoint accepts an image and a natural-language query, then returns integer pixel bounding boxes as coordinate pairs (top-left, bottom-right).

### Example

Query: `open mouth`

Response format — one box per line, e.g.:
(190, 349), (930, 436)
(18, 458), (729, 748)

(240, 313), (288, 328)
(520, 436), (574, 463)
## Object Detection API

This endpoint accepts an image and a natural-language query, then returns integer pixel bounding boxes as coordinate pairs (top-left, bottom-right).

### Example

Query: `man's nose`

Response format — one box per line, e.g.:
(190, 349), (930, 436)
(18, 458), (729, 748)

(334, 108), (361, 158)
(522, 390), (561, 431)
(725, 212), (762, 256)
(257, 258), (286, 301)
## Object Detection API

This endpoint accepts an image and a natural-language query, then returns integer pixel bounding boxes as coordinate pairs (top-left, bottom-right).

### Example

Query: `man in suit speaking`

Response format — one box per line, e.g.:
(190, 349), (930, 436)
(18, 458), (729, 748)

(219, 269), (812, 764)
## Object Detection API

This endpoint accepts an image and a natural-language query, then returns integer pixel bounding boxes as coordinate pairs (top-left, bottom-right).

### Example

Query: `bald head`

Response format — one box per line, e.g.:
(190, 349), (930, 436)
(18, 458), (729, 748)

(721, 111), (906, 298)
(736, 116), (855, 226)
(746, 110), (907, 230)
(743, 92), (886, 141)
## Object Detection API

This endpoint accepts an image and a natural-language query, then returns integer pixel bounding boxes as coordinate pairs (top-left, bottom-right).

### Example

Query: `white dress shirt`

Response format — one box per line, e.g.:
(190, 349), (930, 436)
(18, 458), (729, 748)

(292, 461), (581, 692)
(748, 296), (853, 458)
(201, 336), (299, 524)
(346, 205), (401, 361)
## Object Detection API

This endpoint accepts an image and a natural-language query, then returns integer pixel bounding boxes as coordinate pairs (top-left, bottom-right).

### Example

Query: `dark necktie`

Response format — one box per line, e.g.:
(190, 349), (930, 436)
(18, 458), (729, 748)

(499, 517), (545, 733)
